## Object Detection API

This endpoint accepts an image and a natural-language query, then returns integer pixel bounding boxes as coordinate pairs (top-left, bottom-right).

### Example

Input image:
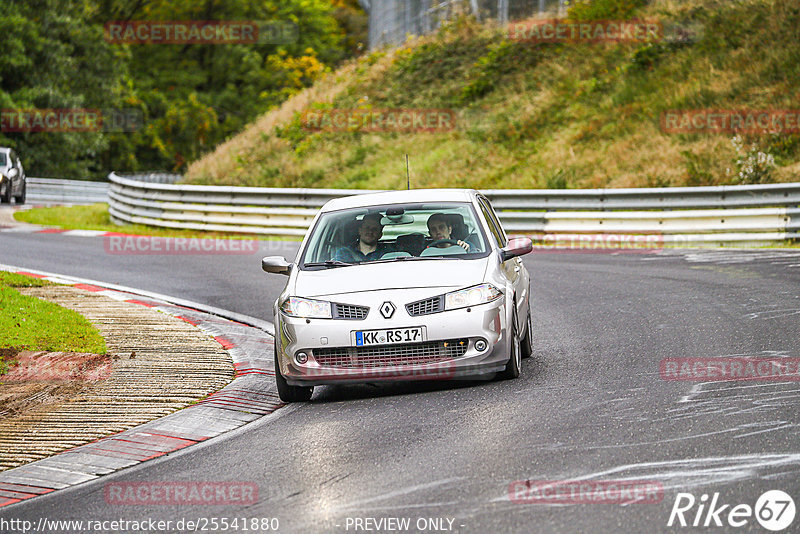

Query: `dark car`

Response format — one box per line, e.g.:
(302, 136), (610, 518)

(0, 147), (26, 204)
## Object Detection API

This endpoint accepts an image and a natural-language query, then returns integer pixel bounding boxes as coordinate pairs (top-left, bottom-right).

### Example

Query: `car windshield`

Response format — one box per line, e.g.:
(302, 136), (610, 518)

(0, 153), (6, 166)
(300, 202), (489, 268)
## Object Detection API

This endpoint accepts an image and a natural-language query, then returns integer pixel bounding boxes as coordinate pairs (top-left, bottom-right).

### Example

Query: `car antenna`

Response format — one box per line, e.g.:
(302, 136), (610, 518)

(405, 154), (410, 190)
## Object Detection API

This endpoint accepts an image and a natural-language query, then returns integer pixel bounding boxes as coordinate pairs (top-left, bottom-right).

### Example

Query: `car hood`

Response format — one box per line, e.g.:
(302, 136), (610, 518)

(294, 258), (489, 298)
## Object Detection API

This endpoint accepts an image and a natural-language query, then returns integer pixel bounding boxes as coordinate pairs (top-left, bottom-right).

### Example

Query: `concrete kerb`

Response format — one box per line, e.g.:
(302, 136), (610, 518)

(0, 264), (279, 509)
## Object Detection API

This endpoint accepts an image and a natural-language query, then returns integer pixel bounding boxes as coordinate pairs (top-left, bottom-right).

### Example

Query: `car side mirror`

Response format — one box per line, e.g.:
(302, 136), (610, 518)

(262, 256), (292, 275)
(500, 237), (533, 261)
(7, 168), (19, 179)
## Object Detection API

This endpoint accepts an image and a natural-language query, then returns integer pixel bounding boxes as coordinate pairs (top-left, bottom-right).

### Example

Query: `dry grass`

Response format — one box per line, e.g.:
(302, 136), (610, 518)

(185, 49), (404, 184)
(183, 0), (798, 190)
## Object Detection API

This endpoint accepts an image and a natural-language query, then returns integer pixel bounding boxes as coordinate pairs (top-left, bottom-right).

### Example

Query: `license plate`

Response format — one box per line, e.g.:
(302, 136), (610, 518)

(354, 327), (425, 346)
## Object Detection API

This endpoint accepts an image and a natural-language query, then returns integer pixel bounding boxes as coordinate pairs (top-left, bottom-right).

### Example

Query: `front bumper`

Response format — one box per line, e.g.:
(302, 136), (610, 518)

(275, 295), (511, 386)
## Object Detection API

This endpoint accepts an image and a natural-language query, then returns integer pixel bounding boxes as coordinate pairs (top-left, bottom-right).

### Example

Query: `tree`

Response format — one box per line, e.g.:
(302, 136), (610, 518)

(0, 0), (129, 179)
(0, 0), (362, 178)
(101, 0), (349, 172)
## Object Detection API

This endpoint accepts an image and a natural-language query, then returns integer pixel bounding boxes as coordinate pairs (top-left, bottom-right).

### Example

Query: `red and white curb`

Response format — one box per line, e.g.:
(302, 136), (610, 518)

(0, 265), (280, 509)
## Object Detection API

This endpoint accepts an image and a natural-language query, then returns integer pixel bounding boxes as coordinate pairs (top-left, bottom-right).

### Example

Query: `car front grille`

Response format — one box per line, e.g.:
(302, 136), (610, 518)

(313, 339), (468, 368)
(405, 296), (443, 316)
(333, 303), (369, 320)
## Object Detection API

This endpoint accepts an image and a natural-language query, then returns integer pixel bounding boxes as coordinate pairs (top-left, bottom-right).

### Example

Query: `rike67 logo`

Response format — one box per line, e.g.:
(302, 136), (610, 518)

(668, 490), (795, 531)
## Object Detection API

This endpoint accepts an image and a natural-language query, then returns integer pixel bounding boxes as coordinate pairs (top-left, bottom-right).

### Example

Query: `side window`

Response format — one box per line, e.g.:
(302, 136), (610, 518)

(478, 197), (507, 247)
(478, 198), (505, 247)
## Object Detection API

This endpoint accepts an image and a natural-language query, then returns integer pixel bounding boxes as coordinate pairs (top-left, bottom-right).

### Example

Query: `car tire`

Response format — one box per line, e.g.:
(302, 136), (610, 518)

(521, 306), (533, 359)
(274, 341), (313, 402)
(0, 181), (10, 204)
(14, 181), (25, 204)
(498, 308), (521, 380)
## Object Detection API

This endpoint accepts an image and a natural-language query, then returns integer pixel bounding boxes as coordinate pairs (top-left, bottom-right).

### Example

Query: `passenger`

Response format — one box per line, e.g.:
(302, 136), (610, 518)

(426, 213), (471, 251)
(333, 213), (393, 262)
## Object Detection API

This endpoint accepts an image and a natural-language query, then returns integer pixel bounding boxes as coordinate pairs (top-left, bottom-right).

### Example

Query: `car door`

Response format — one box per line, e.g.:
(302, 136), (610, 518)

(15, 152), (24, 181)
(8, 150), (19, 192)
(477, 195), (529, 327)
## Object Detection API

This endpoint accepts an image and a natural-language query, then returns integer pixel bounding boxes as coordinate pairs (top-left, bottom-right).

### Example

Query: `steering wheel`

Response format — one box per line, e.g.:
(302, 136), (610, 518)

(427, 239), (461, 248)
(333, 247), (358, 262)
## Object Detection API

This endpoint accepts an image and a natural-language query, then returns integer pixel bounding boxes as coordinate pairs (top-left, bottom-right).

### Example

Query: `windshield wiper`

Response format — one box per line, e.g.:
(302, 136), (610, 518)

(372, 255), (463, 264)
(304, 260), (354, 268)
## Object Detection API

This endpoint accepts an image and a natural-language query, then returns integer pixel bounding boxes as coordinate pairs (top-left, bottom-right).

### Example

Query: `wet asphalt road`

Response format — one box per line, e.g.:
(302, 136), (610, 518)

(1, 227), (800, 533)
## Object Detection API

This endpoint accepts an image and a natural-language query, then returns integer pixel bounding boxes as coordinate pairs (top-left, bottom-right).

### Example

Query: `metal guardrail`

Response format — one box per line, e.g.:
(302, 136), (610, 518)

(106, 172), (800, 245)
(107, 173), (368, 236)
(487, 183), (800, 211)
(25, 174), (177, 205)
(27, 178), (109, 205)
(125, 172), (183, 184)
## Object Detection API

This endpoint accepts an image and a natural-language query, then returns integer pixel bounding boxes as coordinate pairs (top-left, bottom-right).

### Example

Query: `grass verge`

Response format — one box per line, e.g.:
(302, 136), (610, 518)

(0, 272), (106, 376)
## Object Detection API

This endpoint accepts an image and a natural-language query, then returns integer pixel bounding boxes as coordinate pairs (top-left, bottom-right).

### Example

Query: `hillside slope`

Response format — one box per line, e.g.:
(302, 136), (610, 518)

(185, 0), (800, 190)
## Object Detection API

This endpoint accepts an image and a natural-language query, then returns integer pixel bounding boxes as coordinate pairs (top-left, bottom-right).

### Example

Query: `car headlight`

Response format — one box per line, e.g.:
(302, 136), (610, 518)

(281, 296), (332, 319)
(444, 283), (502, 311)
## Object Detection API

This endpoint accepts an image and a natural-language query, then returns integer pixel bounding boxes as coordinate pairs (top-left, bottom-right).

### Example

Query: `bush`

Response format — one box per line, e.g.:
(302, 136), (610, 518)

(567, 0), (647, 21)
(730, 135), (776, 184)
(460, 40), (542, 104)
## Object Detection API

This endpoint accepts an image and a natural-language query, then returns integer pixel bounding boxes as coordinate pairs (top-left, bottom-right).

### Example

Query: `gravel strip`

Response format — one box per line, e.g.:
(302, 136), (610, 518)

(0, 286), (234, 471)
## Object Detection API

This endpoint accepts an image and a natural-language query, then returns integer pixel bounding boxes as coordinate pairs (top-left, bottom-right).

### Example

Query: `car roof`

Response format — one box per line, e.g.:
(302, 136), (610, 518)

(320, 189), (480, 213)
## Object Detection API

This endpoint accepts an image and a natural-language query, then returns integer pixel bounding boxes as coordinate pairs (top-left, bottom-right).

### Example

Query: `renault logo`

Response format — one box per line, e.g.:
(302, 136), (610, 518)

(379, 301), (396, 319)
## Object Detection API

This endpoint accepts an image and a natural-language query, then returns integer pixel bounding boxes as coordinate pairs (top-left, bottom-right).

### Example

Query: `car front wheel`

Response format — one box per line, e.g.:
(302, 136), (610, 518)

(498, 308), (521, 380)
(274, 342), (314, 402)
(0, 181), (10, 204)
(14, 181), (25, 204)
(521, 306), (533, 359)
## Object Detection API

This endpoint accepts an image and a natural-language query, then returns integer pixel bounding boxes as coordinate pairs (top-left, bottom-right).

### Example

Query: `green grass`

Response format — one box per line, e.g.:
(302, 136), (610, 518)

(14, 204), (113, 232)
(0, 272), (54, 288)
(0, 355), (12, 375)
(14, 204), (300, 240)
(185, 0), (800, 190)
(0, 273), (106, 373)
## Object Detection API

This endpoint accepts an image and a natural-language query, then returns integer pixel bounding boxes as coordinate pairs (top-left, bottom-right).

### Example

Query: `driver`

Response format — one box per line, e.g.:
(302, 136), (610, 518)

(333, 213), (393, 262)
(426, 213), (470, 251)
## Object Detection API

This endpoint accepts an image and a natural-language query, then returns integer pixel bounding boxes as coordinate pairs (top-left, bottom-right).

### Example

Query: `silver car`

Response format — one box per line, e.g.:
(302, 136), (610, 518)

(0, 147), (26, 204)
(262, 189), (533, 402)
